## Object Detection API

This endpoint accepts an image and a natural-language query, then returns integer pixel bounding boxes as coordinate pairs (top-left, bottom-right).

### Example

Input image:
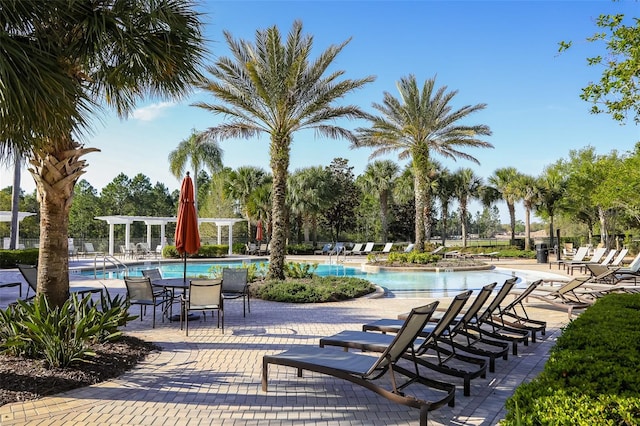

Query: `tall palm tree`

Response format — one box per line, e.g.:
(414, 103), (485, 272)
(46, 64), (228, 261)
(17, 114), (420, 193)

(453, 168), (483, 248)
(0, 0), (206, 307)
(194, 21), (374, 279)
(224, 166), (269, 239)
(355, 75), (492, 252)
(359, 160), (400, 243)
(514, 174), (539, 251)
(434, 167), (456, 246)
(288, 166), (332, 244)
(488, 167), (521, 245)
(535, 167), (567, 252)
(169, 129), (223, 212)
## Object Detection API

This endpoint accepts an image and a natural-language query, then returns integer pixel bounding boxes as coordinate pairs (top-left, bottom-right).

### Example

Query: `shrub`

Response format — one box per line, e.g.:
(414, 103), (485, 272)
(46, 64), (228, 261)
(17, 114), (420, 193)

(207, 261), (268, 282)
(284, 262), (317, 278)
(162, 244), (228, 258)
(255, 276), (375, 303)
(385, 252), (440, 264)
(286, 244), (314, 255)
(0, 292), (134, 368)
(503, 293), (640, 425)
(0, 248), (39, 268)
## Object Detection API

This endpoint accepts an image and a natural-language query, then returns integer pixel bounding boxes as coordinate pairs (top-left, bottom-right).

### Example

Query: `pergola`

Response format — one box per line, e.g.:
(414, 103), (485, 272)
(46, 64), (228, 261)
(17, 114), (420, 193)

(0, 211), (36, 248)
(94, 216), (245, 256)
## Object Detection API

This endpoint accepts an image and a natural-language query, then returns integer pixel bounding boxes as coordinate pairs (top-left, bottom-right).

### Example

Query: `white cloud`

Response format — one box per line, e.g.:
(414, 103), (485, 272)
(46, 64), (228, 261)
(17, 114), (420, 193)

(132, 102), (175, 121)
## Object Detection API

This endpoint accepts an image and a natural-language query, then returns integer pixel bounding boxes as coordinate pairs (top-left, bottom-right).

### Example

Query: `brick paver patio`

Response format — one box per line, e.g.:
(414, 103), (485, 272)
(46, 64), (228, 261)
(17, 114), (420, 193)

(0, 258), (576, 425)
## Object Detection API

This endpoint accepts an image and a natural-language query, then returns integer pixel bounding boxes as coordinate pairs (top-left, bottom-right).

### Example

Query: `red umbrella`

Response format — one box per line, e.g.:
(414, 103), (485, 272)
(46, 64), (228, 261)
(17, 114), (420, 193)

(256, 220), (264, 242)
(175, 172), (200, 282)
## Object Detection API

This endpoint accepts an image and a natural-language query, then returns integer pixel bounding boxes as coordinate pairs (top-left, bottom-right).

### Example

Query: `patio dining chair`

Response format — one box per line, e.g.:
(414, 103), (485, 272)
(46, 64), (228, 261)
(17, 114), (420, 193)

(123, 276), (170, 328)
(181, 280), (224, 335)
(221, 268), (250, 317)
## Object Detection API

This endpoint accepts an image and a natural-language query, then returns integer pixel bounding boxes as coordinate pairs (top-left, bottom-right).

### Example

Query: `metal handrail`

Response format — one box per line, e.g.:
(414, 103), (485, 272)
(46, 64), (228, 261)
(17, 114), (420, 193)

(94, 255), (129, 279)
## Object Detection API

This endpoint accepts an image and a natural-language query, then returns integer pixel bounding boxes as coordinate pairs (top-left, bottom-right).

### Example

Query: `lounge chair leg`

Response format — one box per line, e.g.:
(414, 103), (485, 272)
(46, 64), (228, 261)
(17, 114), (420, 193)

(419, 406), (428, 426)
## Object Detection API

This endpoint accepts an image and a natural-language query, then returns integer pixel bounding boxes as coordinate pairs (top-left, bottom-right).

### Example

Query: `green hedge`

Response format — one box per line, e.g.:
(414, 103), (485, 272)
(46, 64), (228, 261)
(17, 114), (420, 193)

(162, 244), (228, 259)
(503, 293), (640, 425)
(0, 249), (39, 268)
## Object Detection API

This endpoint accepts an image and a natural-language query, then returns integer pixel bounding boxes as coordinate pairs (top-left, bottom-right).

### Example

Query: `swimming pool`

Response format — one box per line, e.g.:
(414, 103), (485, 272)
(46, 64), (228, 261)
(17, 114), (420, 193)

(83, 260), (550, 298)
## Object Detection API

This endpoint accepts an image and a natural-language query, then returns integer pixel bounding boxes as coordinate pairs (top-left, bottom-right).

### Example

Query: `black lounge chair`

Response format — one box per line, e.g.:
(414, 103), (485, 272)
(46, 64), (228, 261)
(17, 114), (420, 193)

(262, 302), (456, 425)
(17, 264), (104, 300)
(519, 277), (593, 318)
(460, 278), (530, 355)
(321, 290), (487, 397)
(492, 280), (547, 342)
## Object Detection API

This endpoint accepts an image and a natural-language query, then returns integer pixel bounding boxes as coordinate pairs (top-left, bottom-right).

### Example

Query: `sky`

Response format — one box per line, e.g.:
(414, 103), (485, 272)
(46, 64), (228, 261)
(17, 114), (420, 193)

(2, 0), (640, 223)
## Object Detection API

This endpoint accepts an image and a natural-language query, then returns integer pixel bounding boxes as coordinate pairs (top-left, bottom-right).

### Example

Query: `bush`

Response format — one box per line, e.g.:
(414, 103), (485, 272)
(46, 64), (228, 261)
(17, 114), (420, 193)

(286, 244), (314, 255)
(207, 261), (268, 282)
(284, 262), (317, 278)
(384, 252), (440, 264)
(255, 276), (375, 303)
(0, 291), (134, 368)
(0, 248), (39, 268)
(162, 244), (228, 258)
(503, 293), (640, 425)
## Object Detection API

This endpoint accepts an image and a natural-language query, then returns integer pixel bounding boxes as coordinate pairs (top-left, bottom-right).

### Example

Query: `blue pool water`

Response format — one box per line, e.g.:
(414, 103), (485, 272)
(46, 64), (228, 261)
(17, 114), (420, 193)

(84, 260), (542, 298)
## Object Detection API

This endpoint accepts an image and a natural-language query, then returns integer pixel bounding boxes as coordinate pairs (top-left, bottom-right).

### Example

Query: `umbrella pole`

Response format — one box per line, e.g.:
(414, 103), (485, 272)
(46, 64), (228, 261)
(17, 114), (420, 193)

(183, 252), (187, 283)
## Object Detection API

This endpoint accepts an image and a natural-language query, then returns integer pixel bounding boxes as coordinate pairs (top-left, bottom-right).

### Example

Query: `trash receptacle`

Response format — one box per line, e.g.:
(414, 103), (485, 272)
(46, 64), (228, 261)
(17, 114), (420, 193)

(536, 243), (548, 263)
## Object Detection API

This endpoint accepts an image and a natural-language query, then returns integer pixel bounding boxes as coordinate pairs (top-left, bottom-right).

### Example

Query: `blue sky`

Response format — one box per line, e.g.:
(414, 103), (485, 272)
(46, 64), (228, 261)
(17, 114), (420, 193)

(2, 1), (640, 222)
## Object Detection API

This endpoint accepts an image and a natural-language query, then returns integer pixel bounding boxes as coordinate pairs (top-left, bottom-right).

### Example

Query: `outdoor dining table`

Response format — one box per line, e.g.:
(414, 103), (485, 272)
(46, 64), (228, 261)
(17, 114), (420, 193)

(151, 278), (221, 322)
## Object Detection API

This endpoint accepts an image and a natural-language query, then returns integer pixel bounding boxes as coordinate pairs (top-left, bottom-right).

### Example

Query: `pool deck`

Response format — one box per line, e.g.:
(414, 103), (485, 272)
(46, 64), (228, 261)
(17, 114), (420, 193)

(0, 257), (582, 425)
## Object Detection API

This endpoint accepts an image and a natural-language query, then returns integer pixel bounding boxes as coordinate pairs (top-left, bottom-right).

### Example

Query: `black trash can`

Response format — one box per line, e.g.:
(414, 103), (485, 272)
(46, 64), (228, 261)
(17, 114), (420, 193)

(536, 243), (548, 263)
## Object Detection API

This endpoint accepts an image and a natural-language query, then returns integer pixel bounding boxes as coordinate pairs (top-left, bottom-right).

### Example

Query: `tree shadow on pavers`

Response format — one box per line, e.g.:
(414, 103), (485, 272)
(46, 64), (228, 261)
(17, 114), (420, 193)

(58, 366), (444, 425)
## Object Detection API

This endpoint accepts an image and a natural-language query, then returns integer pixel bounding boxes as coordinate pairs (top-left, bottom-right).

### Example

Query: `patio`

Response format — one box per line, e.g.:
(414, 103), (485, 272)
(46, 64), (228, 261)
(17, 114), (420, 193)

(0, 259), (572, 425)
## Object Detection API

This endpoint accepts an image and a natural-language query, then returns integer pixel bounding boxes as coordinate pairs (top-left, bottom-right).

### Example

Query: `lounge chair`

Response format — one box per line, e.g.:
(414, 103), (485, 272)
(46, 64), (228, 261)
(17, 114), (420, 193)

(322, 290), (487, 397)
(345, 243), (364, 255)
(566, 247), (608, 275)
(221, 267), (250, 317)
(405, 243), (415, 253)
(369, 283), (509, 373)
(520, 277), (593, 318)
(262, 302), (456, 425)
(444, 250), (461, 258)
(457, 278), (530, 355)
(314, 243), (332, 255)
(429, 246), (444, 255)
(609, 248), (629, 267)
(18, 263), (104, 300)
(328, 242), (345, 255)
(550, 246), (588, 270)
(357, 242), (375, 255)
(492, 280), (547, 342)
(81, 242), (103, 257)
(0, 281), (21, 298)
(377, 242), (394, 254)
(245, 242), (258, 255)
(586, 251), (640, 285)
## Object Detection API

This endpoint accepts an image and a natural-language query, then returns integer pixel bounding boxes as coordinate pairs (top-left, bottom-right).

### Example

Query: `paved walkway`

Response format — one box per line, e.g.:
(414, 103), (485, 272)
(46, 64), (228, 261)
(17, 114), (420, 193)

(0, 258), (578, 425)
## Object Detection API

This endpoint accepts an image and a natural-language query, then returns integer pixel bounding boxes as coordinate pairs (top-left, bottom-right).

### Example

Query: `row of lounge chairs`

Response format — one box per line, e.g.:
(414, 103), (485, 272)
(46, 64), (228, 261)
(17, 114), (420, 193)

(262, 277), (552, 423)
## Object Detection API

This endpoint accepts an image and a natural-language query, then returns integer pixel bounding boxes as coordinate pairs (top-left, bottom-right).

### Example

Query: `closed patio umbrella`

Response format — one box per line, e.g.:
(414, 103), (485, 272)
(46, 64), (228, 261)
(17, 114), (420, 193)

(175, 172), (200, 282)
(256, 219), (264, 242)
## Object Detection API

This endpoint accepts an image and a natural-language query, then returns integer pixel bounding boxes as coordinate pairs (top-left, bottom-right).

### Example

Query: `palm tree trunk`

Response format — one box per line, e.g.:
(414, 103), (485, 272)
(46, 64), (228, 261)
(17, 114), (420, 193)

(379, 191), (388, 243)
(440, 203), (448, 247)
(27, 140), (99, 307)
(413, 159), (427, 252)
(460, 198), (468, 248)
(268, 136), (289, 280)
(508, 202), (516, 245)
(10, 151), (21, 250)
(524, 205), (531, 251)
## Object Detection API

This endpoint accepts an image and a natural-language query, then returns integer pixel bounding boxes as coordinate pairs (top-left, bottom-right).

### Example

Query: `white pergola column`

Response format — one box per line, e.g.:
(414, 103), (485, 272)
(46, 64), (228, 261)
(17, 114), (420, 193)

(125, 223), (131, 250)
(108, 223), (115, 255)
(217, 224), (222, 245)
(160, 223), (166, 247)
(146, 224), (152, 248)
(227, 224), (233, 255)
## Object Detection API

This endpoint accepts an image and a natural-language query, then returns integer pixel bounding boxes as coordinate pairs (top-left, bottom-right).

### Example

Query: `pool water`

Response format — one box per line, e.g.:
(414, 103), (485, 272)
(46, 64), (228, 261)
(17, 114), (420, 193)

(85, 261), (538, 298)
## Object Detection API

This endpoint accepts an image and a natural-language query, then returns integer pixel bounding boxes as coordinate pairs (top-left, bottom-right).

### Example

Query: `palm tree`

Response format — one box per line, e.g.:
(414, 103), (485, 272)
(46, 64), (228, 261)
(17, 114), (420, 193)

(434, 168), (456, 246)
(453, 168), (483, 248)
(359, 160), (400, 243)
(514, 174), (539, 251)
(536, 167), (567, 252)
(488, 167), (521, 245)
(224, 166), (269, 239)
(288, 166), (332, 244)
(0, 1), (206, 307)
(355, 75), (492, 252)
(194, 21), (374, 279)
(169, 129), (223, 212)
